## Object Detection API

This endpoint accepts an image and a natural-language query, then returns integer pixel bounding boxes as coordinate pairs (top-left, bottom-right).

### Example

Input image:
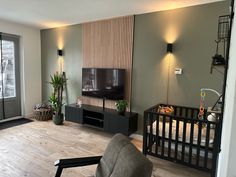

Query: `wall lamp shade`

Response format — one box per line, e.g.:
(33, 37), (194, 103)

(58, 49), (63, 56)
(167, 43), (173, 53)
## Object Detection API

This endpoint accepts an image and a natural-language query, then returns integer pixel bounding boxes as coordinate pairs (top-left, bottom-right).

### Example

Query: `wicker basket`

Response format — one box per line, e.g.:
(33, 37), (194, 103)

(33, 108), (52, 121)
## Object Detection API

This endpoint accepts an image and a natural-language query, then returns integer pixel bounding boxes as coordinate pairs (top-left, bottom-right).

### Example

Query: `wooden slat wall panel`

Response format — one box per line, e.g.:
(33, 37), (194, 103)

(82, 16), (134, 109)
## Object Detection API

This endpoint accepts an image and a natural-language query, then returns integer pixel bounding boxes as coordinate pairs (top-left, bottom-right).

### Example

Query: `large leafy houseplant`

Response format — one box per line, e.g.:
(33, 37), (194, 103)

(48, 72), (67, 125)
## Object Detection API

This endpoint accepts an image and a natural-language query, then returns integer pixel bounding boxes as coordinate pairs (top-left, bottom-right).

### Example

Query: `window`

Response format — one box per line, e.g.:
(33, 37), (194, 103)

(0, 40), (16, 98)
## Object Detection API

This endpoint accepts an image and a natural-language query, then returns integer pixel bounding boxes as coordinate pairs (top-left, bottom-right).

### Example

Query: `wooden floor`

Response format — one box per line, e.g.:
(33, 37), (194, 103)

(0, 119), (210, 177)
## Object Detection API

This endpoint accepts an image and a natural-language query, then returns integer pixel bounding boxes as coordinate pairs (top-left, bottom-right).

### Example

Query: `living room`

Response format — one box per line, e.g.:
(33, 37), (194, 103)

(0, 0), (236, 177)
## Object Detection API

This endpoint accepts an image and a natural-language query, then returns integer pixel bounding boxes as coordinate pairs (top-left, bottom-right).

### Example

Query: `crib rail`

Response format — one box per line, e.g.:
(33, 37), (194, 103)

(143, 104), (221, 175)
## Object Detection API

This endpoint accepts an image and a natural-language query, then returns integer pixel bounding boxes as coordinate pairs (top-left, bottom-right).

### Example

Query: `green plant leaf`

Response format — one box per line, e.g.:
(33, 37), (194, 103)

(48, 72), (67, 115)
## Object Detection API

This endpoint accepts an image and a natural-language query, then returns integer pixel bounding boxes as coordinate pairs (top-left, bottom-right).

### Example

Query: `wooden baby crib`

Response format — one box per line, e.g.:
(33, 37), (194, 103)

(143, 104), (221, 176)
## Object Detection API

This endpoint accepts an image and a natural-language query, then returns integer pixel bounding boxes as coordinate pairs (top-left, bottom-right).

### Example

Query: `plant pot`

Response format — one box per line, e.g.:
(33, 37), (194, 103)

(117, 109), (126, 115)
(53, 113), (64, 125)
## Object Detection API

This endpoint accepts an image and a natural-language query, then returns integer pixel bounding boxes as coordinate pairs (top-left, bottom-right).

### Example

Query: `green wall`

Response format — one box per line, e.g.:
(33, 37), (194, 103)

(41, 1), (229, 134)
(132, 1), (229, 133)
(41, 24), (82, 104)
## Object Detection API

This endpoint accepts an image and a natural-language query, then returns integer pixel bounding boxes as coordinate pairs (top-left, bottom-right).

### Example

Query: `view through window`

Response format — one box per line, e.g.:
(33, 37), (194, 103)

(0, 40), (16, 98)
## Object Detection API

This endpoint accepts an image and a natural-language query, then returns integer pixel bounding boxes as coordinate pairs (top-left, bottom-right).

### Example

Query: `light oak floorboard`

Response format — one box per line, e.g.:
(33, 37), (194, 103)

(0, 120), (210, 177)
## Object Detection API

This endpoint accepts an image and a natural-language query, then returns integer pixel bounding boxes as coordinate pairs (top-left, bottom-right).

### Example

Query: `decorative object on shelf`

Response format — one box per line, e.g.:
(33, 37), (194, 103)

(212, 52), (225, 66)
(211, 15), (230, 74)
(217, 15), (230, 40)
(49, 72), (67, 125)
(33, 103), (52, 121)
(76, 96), (83, 107)
(115, 100), (128, 115)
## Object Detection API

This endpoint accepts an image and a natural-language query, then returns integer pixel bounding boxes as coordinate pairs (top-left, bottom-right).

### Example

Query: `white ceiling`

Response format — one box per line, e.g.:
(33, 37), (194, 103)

(0, 0), (224, 29)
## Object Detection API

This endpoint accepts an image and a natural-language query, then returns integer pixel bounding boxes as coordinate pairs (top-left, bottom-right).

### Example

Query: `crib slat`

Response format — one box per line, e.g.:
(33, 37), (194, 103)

(189, 110), (195, 164)
(149, 114), (154, 153)
(175, 119), (180, 160)
(168, 116), (172, 158)
(204, 109), (208, 121)
(188, 108), (192, 118)
(204, 122), (211, 168)
(181, 119), (187, 162)
(161, 116), (166, 156)
(212, 120), (220, 176)
(155, 115), (160, 155)
(143, 111), (148, 155)
(185, 108), (188, 118)
(180, 107), (183, 117)
(174, 107), (177, 116)
(196, 121), (203, 166)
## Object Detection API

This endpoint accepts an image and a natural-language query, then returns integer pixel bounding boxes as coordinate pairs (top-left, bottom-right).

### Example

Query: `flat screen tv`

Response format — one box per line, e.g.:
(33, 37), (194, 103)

(82, 68), (125, 100)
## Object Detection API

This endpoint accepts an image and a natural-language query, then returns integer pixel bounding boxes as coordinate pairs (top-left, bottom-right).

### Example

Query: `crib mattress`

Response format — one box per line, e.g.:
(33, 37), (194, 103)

(147, 120), (215, 147)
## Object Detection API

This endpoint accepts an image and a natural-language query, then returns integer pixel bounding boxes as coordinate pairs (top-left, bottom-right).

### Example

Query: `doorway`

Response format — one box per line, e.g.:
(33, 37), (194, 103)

(0, 33), (21, 120)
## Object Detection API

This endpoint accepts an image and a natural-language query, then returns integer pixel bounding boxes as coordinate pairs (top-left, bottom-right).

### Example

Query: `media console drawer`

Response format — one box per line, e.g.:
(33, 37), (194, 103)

(65, 104), (138, 136)
(104, 112), (138, 135)
(65, 105), (83, 123)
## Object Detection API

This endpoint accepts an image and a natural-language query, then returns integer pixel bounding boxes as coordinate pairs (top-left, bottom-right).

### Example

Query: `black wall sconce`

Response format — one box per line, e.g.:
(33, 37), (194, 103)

(57, 49), (63, 56)
(167, 43), (173, 53)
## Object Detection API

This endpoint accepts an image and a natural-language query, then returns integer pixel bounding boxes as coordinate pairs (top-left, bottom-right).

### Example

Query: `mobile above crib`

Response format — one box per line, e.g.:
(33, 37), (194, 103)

(198, 88), (222, 122)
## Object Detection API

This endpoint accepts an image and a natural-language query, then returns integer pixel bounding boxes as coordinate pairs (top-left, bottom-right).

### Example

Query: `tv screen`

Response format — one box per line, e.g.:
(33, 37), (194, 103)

(82, 68), (125, 100)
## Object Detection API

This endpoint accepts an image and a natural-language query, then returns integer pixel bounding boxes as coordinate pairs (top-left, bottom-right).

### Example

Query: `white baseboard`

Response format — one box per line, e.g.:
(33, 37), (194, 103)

(25, 114), (34, 119)
(0, 116), (23, 123)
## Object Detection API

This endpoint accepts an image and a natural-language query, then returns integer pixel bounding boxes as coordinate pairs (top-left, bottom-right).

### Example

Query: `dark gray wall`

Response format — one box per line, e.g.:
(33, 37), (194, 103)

(41, 1), (229, 134)
(41, 24), (82, 104)
(132, 1), (229, 133)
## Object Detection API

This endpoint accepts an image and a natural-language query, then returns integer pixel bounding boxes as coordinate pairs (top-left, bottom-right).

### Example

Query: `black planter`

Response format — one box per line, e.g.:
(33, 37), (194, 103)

(53, 113), (64, 125)
(117, 109), (126, 115)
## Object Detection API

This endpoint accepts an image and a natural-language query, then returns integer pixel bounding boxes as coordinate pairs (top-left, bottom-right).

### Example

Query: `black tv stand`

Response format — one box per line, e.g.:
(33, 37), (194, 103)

(65, 104), (138, 136)
(83, 109), (104, 129)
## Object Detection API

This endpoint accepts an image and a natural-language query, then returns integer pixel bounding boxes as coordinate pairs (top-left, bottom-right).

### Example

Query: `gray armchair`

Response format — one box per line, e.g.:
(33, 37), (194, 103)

(55, 133), (153, 177)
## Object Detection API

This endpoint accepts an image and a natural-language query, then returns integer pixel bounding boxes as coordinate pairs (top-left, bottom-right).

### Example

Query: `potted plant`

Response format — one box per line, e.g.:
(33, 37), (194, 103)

(48, 72), (67, 125)
(115, 100), (128, 115)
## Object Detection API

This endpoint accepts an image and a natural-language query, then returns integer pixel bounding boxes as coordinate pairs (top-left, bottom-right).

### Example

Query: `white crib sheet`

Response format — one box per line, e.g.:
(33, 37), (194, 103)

(147, 120), (214, 147)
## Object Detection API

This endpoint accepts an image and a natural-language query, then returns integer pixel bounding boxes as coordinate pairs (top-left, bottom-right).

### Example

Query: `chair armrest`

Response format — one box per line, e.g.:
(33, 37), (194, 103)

(55, 156), (102, 169)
